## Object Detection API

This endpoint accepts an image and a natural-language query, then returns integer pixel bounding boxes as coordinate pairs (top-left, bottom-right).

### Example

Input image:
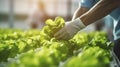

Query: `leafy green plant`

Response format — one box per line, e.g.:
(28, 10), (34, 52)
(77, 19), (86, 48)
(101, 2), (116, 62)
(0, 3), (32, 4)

(0, 17), (113, 67)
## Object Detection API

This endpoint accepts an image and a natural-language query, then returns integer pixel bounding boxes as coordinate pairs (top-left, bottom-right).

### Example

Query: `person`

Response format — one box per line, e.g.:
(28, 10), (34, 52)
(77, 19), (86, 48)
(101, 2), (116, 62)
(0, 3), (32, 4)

(104, 15), (114, 41)
(27, 0), (49, 29)
(94, 19), (104, 31)
(54, 0), (120, 65)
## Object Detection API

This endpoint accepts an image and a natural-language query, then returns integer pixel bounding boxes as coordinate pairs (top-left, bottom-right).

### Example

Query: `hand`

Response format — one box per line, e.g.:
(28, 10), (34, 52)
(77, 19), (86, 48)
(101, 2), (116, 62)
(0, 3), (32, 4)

(54, 18), (85, 40)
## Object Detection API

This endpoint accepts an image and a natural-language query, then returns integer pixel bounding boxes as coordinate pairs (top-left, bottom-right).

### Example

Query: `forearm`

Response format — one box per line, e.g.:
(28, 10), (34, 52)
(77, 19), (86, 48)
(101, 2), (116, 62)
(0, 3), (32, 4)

(79, 0), (120, 26)
(72, 7), (89, 20)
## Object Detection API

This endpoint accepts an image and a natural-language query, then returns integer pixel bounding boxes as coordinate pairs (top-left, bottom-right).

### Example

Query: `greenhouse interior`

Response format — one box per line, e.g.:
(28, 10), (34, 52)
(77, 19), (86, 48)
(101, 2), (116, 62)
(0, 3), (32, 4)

(0, 0), (120, 67)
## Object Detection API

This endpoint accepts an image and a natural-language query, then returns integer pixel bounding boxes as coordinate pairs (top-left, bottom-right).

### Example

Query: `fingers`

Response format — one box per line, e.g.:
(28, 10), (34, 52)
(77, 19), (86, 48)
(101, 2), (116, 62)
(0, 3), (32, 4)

(56, 32), (66, 39)
(54, 28), (65, 38)
(54, 28), (70, 40)
(62, 35), (70, 40)
(54, 32), (71, 40)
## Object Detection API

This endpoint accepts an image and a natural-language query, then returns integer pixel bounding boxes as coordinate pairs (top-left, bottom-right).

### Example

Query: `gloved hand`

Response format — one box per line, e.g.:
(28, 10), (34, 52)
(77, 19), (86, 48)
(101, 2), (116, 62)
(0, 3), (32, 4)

(54, 18), (86, 40)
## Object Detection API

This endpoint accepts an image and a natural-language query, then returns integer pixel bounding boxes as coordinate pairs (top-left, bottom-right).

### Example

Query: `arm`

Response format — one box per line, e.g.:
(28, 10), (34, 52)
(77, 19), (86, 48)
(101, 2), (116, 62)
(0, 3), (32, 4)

(72, 7), (89, 20)
(54, 0), (120, 40)
(79, 0), (120, 26)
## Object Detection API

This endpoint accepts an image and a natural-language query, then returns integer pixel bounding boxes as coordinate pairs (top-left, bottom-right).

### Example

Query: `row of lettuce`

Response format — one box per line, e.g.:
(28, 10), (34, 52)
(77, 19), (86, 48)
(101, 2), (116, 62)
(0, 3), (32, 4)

(0, 17), (113, 67)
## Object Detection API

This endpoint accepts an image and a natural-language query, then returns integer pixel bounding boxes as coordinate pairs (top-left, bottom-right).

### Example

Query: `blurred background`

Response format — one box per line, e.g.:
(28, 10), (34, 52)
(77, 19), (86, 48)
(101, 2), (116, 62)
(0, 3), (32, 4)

(0, 0), (95, 30)
(0, 0), (78, 29)
(0, 0), (113, 36)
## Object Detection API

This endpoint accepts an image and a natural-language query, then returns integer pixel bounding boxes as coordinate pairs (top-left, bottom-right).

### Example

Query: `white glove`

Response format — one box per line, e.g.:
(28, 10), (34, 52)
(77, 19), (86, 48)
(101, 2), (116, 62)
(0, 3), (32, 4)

(54, 18), (85, 40)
